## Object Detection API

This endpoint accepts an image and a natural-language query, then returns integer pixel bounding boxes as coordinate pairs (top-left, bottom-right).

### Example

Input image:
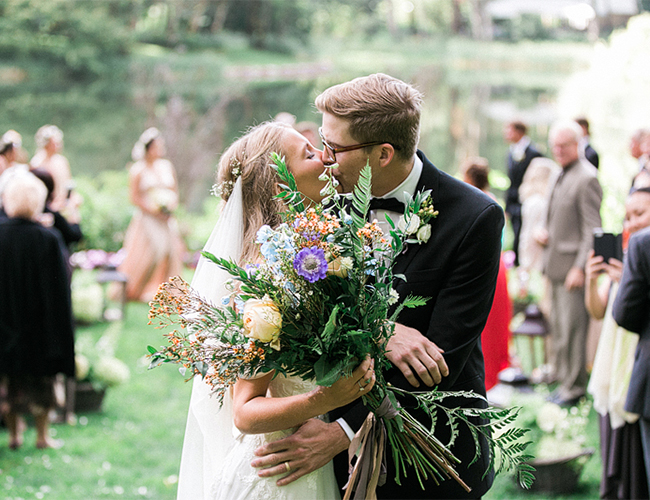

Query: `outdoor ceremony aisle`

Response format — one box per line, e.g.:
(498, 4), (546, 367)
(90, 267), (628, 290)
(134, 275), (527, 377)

(0, 302), (191, 499)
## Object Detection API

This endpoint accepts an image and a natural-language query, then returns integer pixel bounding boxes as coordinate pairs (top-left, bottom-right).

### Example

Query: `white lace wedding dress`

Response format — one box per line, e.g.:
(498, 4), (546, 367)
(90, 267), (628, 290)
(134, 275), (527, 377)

(176, 179), (340, 500)
(208, 374), (341, 500)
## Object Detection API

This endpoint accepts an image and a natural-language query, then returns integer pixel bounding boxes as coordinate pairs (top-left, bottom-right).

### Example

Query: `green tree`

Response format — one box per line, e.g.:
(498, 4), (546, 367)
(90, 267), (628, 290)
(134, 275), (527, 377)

(0, 0), (132, 78)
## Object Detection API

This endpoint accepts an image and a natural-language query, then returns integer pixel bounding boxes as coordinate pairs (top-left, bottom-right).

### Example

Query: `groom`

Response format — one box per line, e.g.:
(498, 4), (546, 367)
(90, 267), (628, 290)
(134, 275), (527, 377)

(252, 73), (504, 499)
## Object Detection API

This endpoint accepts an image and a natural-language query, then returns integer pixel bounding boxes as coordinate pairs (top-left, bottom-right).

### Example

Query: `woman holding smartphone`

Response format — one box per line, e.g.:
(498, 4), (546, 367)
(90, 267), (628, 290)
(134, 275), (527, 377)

(586, 186), (650, 499)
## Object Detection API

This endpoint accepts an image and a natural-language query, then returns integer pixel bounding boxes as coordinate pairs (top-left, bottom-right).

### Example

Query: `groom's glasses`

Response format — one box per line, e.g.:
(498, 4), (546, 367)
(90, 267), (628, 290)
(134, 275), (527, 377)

(318, 127), (396, 164)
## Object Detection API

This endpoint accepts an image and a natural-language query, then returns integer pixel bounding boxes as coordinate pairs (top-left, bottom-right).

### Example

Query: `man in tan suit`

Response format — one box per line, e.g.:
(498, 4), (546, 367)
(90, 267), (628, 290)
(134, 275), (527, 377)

(536, 120), (602, 406)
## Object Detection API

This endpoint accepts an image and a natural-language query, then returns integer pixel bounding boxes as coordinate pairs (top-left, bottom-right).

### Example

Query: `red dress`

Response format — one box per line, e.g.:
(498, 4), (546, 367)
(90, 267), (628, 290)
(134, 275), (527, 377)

(481, 254), (512, 391)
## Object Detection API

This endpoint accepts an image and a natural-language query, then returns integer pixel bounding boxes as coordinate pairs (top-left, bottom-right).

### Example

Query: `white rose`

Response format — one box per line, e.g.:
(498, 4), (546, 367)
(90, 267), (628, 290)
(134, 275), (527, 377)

(243, 296), (282, 350)
(387, 288), (400, 305)
(416, 224), (432, 243)
(397, 214), (420, 235)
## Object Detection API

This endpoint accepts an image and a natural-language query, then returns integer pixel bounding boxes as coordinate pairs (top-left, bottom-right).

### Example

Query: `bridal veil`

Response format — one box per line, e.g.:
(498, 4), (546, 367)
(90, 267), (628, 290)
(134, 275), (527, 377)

(176, 179), (244, 499)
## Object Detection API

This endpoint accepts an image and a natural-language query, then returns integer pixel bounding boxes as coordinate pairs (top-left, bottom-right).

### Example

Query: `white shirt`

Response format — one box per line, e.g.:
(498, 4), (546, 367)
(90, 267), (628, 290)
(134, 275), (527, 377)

(368, 155), (423, 235)
(336, 154), (423, 441)
(510, 136), (531, 163)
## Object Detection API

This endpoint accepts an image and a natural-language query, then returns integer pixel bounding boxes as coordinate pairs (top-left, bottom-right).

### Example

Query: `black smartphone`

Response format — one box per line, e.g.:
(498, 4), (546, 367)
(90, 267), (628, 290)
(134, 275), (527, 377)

(593, 229), (623, 263)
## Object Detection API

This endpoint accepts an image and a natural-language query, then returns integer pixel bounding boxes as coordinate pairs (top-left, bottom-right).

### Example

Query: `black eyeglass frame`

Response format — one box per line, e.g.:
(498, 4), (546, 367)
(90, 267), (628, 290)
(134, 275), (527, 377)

(318, 127), (399, 163)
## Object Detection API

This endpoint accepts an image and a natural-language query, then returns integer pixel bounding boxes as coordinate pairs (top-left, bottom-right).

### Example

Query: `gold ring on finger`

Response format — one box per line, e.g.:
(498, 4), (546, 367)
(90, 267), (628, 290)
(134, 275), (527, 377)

(284, 462), (291, 473)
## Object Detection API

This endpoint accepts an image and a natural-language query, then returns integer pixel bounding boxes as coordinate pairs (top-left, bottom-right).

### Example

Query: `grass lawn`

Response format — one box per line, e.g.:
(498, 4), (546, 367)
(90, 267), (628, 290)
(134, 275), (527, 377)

(0, 301), (192, 499)
(1, 295), (602, 499)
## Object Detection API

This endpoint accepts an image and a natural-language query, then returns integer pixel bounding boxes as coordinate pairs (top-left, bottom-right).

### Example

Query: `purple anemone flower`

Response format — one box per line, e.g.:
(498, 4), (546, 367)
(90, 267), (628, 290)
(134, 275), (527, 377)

(293, 247), (328, 283)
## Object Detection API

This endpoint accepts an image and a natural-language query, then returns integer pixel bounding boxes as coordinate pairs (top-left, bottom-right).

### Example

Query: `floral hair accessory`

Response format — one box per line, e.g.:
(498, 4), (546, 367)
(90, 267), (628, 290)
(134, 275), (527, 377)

(131, 127), (161, 161)
(35, 125), (63, 149)
(211, 157), (242, 199)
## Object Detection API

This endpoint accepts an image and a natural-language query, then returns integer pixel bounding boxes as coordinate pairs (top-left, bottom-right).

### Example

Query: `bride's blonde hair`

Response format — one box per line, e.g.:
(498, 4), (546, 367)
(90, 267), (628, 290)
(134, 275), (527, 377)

(217, 120), (293, 264)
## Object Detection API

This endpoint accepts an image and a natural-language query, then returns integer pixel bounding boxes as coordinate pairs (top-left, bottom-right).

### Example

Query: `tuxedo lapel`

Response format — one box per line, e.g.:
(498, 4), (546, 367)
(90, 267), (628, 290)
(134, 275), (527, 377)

(393, 152), (440, 276)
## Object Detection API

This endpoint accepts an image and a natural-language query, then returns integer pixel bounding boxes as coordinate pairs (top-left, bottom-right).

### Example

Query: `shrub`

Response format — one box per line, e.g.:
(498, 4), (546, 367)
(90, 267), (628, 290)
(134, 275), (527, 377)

(75, 170), (131, 253)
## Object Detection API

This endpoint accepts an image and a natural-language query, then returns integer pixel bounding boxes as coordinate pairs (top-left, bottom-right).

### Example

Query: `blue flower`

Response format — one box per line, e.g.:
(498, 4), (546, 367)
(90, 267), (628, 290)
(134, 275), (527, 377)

(256, 225), (275, 244)
(293, 247), (328, 283)
(256, 225), (295, 264)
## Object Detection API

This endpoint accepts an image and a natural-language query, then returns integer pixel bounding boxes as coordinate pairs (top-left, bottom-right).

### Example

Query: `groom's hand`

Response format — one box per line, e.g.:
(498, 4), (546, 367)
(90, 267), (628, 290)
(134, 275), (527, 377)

(386, 322), (448, 387)
(251, 418), (349, 486)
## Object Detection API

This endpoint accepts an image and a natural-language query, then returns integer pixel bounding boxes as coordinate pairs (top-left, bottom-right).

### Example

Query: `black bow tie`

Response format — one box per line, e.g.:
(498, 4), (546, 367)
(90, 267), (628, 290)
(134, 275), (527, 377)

(368, 197), (405, 213)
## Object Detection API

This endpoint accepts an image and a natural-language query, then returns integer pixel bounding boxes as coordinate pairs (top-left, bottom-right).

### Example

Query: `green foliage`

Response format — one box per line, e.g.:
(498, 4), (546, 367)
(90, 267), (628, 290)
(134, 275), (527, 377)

(0, 0), (132, 78)
(75, 171), (132, 253)
(398, 387), (536, 490)
(71, 269), (104, 324)
(75, 322), (131, 390)
(0, 302), (191, 499)
(271, 152), (305, 213)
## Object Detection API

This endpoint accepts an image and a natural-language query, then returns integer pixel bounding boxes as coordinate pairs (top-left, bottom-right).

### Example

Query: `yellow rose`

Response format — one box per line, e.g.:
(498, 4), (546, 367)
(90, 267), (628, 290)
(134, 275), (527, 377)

(243, 296), (282, 350)
(327, 256), (353, 278)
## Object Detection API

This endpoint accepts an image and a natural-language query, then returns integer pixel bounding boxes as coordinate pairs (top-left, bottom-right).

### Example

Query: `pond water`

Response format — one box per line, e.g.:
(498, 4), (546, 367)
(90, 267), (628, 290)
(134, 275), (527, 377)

(0, 45), (588, 212)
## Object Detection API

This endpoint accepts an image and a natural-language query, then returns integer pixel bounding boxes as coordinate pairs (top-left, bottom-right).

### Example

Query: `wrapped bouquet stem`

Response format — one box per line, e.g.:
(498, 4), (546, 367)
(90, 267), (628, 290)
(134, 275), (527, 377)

(148, 154), (534, 497)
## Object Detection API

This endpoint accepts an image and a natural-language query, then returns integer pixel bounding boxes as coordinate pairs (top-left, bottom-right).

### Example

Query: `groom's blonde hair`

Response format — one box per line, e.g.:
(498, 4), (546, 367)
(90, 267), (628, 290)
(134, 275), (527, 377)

(315, 73), (422, 160)
(217, 121), (293, 264)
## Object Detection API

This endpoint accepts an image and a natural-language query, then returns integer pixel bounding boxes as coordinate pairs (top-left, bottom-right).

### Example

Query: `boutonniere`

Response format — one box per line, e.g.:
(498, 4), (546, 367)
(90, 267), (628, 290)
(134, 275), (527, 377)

(395, 191), (438, 245)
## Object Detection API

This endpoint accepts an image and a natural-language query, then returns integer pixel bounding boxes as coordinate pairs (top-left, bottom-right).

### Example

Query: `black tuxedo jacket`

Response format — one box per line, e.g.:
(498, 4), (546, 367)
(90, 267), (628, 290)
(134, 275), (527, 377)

(613, 227), (650, 419)
(584, 143), (599, 169)
(331, 151), (505, 499)
(505, 143), (543, 217)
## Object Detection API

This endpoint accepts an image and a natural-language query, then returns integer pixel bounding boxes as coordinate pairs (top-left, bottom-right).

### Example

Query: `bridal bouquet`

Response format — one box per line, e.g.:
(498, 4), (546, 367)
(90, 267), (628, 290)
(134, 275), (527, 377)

(148, 154), (533, 497)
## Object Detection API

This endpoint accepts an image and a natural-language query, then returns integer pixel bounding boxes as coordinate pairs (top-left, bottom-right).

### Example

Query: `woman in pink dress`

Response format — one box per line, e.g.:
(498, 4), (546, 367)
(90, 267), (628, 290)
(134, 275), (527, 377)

(117, 128), (186, 302)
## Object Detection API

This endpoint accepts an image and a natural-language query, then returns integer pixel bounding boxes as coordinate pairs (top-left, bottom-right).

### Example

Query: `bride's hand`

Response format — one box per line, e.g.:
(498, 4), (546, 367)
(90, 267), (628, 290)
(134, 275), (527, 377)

(313, 357), (375, 410)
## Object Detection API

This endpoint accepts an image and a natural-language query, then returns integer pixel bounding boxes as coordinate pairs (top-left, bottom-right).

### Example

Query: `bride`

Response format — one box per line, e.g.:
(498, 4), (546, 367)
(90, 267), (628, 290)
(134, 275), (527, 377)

(176, 121), (375, 500)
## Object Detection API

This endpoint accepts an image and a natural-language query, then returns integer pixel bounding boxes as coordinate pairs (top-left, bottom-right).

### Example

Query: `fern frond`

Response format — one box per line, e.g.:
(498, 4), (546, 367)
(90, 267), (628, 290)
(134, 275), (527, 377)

(271, 152), (305, 212)
(351, 162), (372, 231)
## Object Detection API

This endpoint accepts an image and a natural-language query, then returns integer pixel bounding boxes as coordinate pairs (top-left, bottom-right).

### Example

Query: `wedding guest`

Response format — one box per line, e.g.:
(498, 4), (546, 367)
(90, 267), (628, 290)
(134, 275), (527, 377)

(535, 120), (602, 407)
(30, 168), (82, 276)
(518, 158), (559, 272)
(461, 157), (512, 392)
(253, 73), (504, 499)
(116, 128), (185, 303)
(587, 187), (650, 499)
(576, 117), (599, 169)
(0, 130), (31, 215)
(0, 173), (75, 450)
(633, 131), (650, 189)
(629, 129), (647, 166)
(504, 120), (543, 267)
(30, 125), (73, 213)
(613, 208), (650, 496)
(0, 130), (27, 174)
(3, 130), (29, 164)
(517, 157), (560, 306)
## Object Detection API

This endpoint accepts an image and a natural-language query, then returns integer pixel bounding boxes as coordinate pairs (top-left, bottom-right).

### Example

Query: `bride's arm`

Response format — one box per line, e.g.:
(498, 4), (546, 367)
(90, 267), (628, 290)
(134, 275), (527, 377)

(232, 358), (375, 435)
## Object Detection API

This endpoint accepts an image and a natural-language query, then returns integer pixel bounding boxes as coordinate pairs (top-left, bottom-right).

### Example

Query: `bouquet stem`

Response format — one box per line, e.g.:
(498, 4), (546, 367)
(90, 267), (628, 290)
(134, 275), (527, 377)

(344, 392), (471, 499)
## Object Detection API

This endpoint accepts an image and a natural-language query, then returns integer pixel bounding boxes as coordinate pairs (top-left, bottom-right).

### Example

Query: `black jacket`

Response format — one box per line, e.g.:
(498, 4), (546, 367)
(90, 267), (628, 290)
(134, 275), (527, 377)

(0, 218), (75, 377)
(332, 151), (504, 499)
(613, 226), (650, 419)
(505, 143), (543, 217)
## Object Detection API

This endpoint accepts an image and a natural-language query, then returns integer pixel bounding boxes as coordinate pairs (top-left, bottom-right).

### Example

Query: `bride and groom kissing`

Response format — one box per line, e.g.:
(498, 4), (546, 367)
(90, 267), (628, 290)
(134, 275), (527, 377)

(177, 73), (504, 500)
